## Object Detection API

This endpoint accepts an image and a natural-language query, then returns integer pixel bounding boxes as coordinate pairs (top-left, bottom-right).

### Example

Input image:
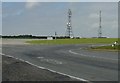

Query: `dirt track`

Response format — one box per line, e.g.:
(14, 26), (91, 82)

(2, 39), (36, 45)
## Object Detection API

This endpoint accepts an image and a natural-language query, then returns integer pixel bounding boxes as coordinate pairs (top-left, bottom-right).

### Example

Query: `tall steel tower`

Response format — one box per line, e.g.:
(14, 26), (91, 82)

(98, 10), (102, 38)
(65, 9), (74, 38)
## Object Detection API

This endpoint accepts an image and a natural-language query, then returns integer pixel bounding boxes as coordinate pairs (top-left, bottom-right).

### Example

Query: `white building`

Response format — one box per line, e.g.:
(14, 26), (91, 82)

(47, 36), (53, 40)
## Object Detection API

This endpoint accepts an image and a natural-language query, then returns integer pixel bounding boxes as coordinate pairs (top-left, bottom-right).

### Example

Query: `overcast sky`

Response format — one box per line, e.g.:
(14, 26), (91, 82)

(2, 2), (118, 38)
(1, 0), (120, 2)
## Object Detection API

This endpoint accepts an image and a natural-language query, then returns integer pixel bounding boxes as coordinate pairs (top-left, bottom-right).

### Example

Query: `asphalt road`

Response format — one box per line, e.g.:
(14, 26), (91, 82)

(3, 55), (78, 81)
(2, 43), (118, 82)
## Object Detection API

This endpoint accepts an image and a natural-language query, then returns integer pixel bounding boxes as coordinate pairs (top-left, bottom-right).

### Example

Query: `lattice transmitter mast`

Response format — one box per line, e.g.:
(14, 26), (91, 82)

(98, 10), (102, 38)
(65, 9), (74, 38)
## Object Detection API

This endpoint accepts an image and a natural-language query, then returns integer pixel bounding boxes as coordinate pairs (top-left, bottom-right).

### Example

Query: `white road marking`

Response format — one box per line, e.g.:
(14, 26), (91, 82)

(37, 57), (63, 65)
(37, 57), (44, 59)
(69, 50), (118, 61)
(1, 53), (88, 82)
(69, 50), (79, 55)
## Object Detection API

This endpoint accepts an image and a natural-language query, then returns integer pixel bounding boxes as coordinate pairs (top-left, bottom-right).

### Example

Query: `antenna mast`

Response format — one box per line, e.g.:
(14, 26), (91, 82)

(65, 9), (74, 38)
(98, 10), (102, 38)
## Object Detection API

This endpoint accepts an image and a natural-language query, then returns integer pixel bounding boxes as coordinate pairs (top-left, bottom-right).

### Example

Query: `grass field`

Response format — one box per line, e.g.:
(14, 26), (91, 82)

(26, 38), (118, 45)
(27, 38), (119, 51)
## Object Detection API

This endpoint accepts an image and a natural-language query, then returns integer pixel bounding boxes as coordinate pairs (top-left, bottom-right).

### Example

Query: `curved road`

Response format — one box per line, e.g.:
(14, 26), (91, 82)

(2, 44), (118, 81)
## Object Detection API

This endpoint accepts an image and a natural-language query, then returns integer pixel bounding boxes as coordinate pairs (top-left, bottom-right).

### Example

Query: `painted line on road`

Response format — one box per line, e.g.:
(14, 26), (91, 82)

(68, 50), (79, 55)
(37, 57), (63, 65)
(69, 50), (118, 61)
(0, 53), (88, 82)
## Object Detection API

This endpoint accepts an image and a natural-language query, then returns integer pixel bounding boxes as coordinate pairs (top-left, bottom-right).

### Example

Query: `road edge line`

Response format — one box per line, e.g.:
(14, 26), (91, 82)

(69, 50), (118, 61)
(1, 53), (89, 82)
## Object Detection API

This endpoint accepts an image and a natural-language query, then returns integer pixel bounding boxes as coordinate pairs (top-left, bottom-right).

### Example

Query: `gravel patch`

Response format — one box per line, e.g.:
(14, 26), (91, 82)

(2, 39), (44, 45)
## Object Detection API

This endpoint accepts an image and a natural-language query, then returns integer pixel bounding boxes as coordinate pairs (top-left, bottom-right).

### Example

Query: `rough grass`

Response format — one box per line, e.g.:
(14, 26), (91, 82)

(26, 38), (118, 45)
(91, 45), (120, 50)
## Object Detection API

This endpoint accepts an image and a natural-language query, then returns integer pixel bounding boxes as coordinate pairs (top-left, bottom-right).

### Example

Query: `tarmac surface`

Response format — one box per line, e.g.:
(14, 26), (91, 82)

(1, 39), (119, 82)
(2, 55), (77, 81)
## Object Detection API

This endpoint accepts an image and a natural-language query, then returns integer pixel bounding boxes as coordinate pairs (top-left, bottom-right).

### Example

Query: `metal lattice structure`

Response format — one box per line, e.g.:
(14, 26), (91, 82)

(98, 10), (102, 38)
(65, 9), (74, 38)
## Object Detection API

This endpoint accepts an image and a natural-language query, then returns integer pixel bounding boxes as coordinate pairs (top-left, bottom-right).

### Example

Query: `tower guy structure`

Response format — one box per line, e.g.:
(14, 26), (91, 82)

(98, 10), (102, 38)
(65, 9), (74, 38)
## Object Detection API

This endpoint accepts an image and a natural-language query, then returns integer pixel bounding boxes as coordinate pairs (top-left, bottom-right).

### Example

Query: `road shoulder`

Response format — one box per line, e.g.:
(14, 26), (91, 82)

(2, 56), (77, 81)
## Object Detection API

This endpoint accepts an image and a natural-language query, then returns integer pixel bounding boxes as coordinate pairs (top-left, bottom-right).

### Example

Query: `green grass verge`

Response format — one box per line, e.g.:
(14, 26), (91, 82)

(26, 38), (118, 45)
(91, 45), (120, 51)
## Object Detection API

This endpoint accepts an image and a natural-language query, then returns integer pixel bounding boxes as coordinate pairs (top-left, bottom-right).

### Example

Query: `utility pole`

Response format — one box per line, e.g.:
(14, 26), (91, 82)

(55, 31), (57, 40)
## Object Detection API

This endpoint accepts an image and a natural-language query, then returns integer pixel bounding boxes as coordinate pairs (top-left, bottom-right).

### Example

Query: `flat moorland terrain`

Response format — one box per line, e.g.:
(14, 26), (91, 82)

(26, 38), (118, 45)
(26, 38), (119, 51)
